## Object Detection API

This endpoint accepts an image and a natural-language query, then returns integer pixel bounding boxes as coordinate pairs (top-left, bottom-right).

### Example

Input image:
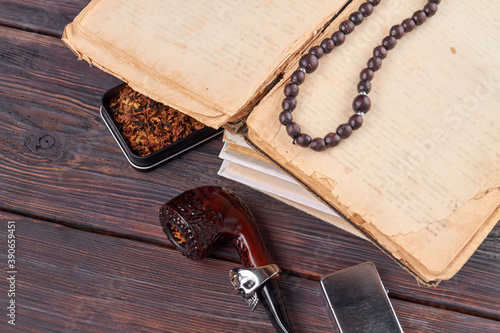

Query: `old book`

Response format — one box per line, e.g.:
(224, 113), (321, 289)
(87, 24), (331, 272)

(62, 0), (500, 284)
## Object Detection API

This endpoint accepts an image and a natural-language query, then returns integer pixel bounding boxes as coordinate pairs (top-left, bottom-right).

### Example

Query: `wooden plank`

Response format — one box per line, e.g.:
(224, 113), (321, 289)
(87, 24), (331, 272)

(395, 305), (500, 333)
(1, 211), (498, 333)
(0, 211), (340, 332)
(0, 88), (226, 238)
(0, 25), (122, 111)
(0, 22), (499, 320)
(0, 0), (89, 37)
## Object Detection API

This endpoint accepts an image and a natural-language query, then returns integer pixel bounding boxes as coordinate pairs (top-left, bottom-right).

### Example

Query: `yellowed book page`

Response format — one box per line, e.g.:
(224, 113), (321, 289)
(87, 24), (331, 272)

(246, 0), (500, 282)
(226, 143), (266, 162)
(62, 0), (349, 128)
(222, 131), (266, 161)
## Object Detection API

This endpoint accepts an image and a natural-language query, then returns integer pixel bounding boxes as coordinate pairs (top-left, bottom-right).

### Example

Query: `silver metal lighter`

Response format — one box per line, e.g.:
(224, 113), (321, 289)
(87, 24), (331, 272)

(320, 262), (404, 333)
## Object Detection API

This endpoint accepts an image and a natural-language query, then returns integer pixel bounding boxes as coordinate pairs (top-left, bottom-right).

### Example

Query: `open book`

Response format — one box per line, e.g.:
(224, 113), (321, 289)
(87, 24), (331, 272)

(62, 0), (500, 284)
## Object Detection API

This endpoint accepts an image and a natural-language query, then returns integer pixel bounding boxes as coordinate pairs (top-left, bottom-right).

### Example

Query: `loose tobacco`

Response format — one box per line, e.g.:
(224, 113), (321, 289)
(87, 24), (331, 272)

(109, 85), (205, 156)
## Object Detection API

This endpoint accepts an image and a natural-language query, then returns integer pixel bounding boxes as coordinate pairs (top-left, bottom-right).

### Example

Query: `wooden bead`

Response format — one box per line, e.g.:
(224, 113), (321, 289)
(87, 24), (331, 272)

(282, 97), (297, 111)
(412, 10), (427, 26)
(349, 11), (364, 26)
(310, 138), (327, 151)
(373, 45), (388, 59)
(390, 24), (405, 39)
(286, 122), (301, 139)
(367, 0), (381, 6)
(320, 38), (335, 54)
(360, 68), (374, 81)
(357, 80), (372, 94)
(382, 36), (397, 50)
(296, 133), (312, 147)
(349, 114), (363, 130)
(337, 124), (353, 139)
(284, 83), (299, 97)
(299, 54), (319, 73)
(279, 111), (293, 125)
(424, 2), (438, 17)
(339, 20), (355, 35)
(291, 70), (305, 85)
(359, 3), (373, 17)
(367, 56), (382, 71)
(352, 94), (371, 113)
(309, 45), (325, 59)
(324, 133), (341, 147)
(402, 18), (416, 33)
(332, 31), (346, 46)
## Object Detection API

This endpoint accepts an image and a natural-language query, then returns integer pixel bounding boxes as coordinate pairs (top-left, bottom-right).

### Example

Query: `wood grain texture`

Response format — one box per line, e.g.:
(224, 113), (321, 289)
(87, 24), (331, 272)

(1, 211), (499, 333)
(0, 0), (89, 37)
(0, 24), (499, 323)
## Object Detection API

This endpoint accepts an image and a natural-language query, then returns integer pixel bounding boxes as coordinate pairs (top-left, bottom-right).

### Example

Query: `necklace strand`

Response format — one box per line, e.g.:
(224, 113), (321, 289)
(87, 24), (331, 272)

(279, 0), (441, 151)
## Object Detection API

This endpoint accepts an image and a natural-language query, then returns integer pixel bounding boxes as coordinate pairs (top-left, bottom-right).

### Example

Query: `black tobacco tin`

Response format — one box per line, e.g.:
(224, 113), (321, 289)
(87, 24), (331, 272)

(100, 84), (223, 170)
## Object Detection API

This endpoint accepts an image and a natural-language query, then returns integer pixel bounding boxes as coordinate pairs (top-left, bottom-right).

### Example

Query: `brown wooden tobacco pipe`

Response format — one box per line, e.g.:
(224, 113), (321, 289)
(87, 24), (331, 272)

(160, 186), (295, 333)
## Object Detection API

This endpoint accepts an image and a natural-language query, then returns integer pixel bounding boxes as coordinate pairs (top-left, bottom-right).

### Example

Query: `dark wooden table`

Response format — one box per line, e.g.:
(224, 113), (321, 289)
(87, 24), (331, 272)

(0, 1), (499, 332)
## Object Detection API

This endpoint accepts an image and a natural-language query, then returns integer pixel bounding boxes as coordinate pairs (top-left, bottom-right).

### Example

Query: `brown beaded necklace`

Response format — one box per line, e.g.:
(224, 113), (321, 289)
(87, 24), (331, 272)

(279, 0), (441, 151)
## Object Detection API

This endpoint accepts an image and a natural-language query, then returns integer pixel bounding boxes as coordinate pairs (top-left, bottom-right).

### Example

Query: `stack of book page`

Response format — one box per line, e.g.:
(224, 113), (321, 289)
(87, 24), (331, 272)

(218, 131), (366, 239)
